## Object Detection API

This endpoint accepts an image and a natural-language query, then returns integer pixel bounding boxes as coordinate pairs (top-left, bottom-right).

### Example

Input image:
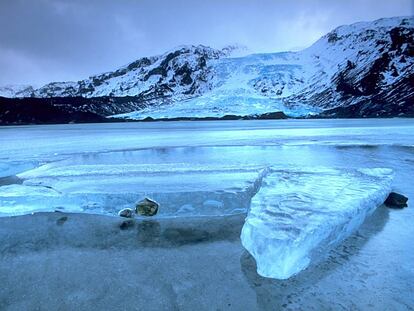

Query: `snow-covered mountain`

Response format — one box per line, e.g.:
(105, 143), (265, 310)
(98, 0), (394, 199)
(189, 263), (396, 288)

(1, 16), (413, 123)
(2, 45), (241, 99)
(0, 85), (35, 98)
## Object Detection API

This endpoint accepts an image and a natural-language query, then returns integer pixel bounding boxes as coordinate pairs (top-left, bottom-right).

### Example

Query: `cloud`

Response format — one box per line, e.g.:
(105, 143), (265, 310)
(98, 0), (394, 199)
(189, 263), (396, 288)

(0, 0), (412, 85)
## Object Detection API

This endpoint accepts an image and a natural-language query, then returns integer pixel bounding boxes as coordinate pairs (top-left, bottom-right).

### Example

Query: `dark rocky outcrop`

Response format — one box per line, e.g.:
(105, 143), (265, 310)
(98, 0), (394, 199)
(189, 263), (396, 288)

(0, 96), (146, 125)
(384, 192), (408, 208)
(132, 111), (288, 122)
(0, 96), (111, 125)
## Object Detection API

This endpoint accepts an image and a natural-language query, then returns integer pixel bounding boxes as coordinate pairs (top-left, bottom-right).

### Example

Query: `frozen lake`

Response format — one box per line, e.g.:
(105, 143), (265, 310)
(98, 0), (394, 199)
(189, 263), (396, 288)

(0, 119), (413, 309)
(0, 119), (413, 216)
(1, 119), (413, 163)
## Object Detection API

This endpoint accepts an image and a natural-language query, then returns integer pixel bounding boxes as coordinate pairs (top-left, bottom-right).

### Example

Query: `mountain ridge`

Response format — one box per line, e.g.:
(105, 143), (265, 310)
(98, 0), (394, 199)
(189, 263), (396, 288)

(0, 16), (413, 123)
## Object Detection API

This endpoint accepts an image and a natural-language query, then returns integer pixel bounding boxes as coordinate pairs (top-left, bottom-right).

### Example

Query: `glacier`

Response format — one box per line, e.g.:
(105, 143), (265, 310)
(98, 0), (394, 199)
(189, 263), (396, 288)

(241, 167), (394, 279)
(112, 53), (320, 120)
(108, 16), (413, 120)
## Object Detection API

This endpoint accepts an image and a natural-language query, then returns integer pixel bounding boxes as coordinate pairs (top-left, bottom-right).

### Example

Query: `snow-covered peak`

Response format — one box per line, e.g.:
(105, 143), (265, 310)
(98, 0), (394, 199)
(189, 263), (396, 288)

(27, 44), (231, 99)
(333, 16), (412, 37)
(309, 16), (412, 49)
(0, 84), (35, 98)
(1, 16), (413, 119)
(119, 15), (413, 119)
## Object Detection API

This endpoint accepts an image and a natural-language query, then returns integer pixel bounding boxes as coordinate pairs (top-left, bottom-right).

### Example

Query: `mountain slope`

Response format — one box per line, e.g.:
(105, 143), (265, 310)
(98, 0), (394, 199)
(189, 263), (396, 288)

(115, 16), (413, 119)
(3, 45), (236, 100)
(1, 16), (413, 123)
(300, 16), (414, 116)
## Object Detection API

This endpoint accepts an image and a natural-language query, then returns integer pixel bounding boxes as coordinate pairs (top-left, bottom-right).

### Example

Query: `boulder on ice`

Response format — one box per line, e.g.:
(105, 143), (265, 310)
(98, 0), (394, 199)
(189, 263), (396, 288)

(384, 192), (408, 208)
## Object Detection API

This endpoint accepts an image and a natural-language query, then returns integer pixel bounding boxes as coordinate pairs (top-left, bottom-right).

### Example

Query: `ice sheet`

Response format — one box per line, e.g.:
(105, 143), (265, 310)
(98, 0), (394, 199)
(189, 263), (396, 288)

(0, 161), (38, 179)
(0, 119), (413, 164)
(0, 163), (267, 217)
(241, 167), (393, 279)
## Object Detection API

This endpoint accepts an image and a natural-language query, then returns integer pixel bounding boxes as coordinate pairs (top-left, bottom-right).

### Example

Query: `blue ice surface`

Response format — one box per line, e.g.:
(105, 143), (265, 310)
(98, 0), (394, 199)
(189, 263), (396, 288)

(0, 119), (413, 279)
(241, 167), (393, 279)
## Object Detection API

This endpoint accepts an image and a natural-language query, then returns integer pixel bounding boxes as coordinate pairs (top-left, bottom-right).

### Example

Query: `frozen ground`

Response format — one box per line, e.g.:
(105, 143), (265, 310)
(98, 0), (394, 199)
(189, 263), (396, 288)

(0, 119), (413, 309)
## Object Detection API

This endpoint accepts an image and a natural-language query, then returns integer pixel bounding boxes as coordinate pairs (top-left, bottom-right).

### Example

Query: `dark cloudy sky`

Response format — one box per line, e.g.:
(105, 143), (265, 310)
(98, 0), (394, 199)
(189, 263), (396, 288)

(0, 0), (412, 86)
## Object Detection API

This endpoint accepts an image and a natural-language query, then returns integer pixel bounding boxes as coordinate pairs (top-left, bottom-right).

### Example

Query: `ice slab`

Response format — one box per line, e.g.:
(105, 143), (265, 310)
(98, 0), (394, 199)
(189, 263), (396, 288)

(0, 163), (267, 217)
(241, 167), (393, 279)
(0, 184), (83, 216)
(0, 161), (38, 179)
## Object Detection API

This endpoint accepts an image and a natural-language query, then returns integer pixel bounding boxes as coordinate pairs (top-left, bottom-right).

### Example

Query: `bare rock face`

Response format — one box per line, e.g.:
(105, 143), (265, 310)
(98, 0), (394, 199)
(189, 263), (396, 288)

(385, 192), (408, 208)
(118, 208), (134, 218)
(135, 198), (159, 216)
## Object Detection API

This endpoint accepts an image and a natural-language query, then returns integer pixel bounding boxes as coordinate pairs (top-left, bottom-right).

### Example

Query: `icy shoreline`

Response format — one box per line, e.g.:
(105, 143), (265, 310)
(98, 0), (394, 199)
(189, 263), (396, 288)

(0, 163), (394, 280)
(0, 120), (413, 309)
(1, 199), (412, 310)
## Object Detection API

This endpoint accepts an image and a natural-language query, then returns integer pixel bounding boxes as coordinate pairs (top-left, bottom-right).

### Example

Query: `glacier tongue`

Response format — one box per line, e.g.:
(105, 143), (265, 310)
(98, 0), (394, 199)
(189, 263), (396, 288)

(241, 167), (393, 279)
